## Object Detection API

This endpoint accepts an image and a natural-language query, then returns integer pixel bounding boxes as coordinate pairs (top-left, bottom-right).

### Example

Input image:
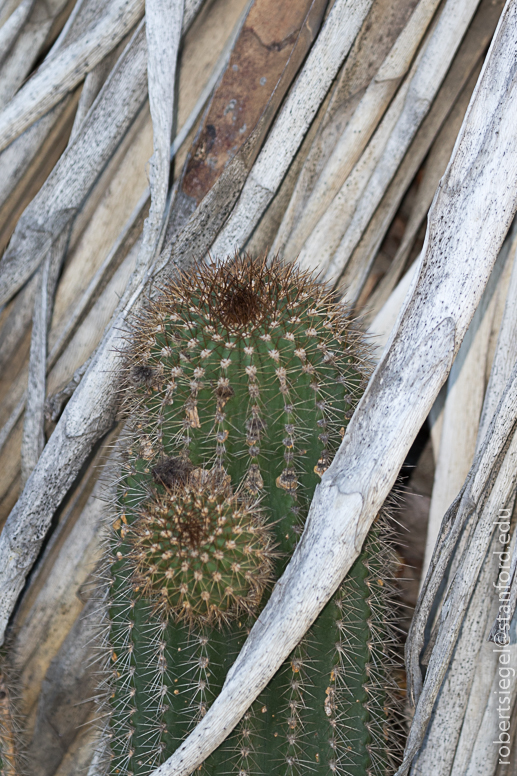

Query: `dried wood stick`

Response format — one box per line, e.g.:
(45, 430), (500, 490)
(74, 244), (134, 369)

(279, 0), (441, 264)
(295, 0), (490, 283)
(12, 3), (149, 492)
(410, 529), (507, 776)
(20, 229), (69, 485)
(405, 235), (516, 776)
(69, 45), (122, 139)
(294, 75), (413, 273)
(141, 0), (183, 259)
(0, 272), (37, 375)
(322, 0), (481, 284)
(302, 0), (500, 294)
(46, 24), (236, 365)
(0, 2), (241, 462)
(160, 0), (327, 263)
(0, 21), (148, 308)
(209, 0), (375, 258)
(0, 0), (145, 153)
(12, 432), (120, 706)
(367, 254), (421, 358)
(0, 0), (23, 28)
(0, 0), (133, 223)
(143, 3), (517, 772)
(0, 96), (76, 220)
(0, 0), (204, 310)
(479, 232), (517, 446)
(453, 577), (517, 775)
(0, 0), (34, 68)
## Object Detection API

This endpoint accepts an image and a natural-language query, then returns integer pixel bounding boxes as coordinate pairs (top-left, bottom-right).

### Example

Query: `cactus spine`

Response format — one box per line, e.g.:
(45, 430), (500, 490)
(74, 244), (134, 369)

(101, 254), (402, 776)
(0, 652), (24, 776)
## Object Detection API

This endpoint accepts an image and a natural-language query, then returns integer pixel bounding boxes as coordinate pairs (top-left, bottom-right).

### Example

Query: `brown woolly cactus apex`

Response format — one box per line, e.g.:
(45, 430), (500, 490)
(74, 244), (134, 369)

(97, 253), (402, 776)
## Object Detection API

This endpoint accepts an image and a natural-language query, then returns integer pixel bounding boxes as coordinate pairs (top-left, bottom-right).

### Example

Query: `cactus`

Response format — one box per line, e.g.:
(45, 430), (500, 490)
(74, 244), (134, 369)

(99, 254), (402, 776)
(0, 651), (24, 776)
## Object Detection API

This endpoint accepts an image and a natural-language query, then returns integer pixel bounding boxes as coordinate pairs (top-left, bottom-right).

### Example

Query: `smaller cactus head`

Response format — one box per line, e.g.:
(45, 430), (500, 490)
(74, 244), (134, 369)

(128, 469), (274, 626)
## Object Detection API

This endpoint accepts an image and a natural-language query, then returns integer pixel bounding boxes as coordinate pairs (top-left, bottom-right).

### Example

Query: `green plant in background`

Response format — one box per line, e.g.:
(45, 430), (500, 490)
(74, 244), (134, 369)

(100, 254), (402, 776)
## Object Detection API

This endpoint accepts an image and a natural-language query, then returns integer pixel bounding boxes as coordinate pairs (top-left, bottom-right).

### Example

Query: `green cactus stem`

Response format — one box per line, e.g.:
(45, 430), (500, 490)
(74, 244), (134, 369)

(99, 254), (402, 776)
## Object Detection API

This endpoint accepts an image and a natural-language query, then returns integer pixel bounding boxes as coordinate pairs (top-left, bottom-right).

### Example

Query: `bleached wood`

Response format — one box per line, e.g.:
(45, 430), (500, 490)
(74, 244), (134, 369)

(69, 47), (121, 139)
(20, 229), (69, 485)
(294, 0), (488, 285)
(368, 254), (421, 359)
(448, 531), (517, 776)
(322, 0), (480, 285)
(0, 0), (242, 461)
(295, 76), (412, 274)
(13, 435), (120, 714)
(430, 235), (517, 776)
(48, 241), (138, 395)
(279, 0), (441, 264)
(459, 647), (517, 775)
(479, 232), (517, 444)
(0, 0), (24, 28)
(366, 70), (476, 316)
(410, 532), (505, 776)
(0, 0), (145, 153)
(209, 0), (375, 259)
(141, 0), (183, 258)
(337, 10), (498, 307)
(400, 369), (517, 775)
(0, 21), (148, 309)
(143, 4), (517, 772)
(408, 241), (516, 772)
(421, 240), (511, 576)
(0, 0), (33, 67)
(0, 96), (75, 216)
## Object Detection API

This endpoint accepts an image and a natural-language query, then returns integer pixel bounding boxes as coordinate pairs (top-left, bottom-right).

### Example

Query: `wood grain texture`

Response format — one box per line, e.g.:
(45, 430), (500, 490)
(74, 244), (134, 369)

(140, 0), (183, 259)
(322, 0), (481, 284)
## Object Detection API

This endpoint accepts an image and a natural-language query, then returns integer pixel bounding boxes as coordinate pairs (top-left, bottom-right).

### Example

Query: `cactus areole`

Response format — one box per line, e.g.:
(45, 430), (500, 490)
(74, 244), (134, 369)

(102, 254), (402, 776)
